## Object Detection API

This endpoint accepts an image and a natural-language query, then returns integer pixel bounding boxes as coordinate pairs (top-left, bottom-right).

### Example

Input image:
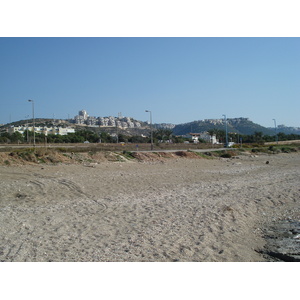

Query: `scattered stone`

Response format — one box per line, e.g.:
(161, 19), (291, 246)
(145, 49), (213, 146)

(16, 193), (27, 199)
(261, 219), (300, 261)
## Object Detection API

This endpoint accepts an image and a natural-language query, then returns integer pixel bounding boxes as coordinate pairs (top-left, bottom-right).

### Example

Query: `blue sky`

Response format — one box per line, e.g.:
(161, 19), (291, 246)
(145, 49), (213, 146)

(1, 37), (299, 127)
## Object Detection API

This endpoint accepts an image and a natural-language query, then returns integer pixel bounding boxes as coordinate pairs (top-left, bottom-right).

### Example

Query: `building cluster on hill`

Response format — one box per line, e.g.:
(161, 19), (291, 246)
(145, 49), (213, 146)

(154, 123), (175, 130)
(203, 117), (249, 125)
(73, 110), (142, 129)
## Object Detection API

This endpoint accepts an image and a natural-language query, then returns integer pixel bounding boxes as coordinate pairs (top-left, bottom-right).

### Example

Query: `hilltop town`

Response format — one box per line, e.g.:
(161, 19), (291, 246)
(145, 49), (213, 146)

(73, 110), (143, 129)
(1, 110), (149, 137)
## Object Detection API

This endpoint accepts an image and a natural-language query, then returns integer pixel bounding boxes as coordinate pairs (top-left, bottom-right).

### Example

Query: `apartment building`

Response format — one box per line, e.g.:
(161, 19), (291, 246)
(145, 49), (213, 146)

(7, 126), (75, 136)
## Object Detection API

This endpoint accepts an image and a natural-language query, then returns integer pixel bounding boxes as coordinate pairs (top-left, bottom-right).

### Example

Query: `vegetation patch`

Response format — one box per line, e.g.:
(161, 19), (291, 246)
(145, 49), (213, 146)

(251, 145), (300, 154)
(121, 150), (135, 160)
(0, 143), (299, 166)
(210, 150), (239, 158)
(56, 147), (68, 153)
(193, 152), (215, 159)
(220, 152), (232, 158)
(281, 146), (297, 153)
(174, 151), (189, 157)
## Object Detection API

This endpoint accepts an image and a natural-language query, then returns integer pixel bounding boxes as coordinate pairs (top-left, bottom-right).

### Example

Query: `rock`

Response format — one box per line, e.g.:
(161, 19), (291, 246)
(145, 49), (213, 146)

(261, 219), (300, 261)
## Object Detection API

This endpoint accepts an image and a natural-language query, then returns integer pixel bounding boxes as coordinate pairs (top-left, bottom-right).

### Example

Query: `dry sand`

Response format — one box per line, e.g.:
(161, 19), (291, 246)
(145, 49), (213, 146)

(0, 151), (299, 262)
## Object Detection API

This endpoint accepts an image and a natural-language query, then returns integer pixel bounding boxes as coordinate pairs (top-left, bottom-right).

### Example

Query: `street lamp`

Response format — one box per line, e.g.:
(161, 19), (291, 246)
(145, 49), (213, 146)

(28, 99), (35, 146)
(25, 115), (29, 143)
(222, 114), (228, 147)
(273, 118), (278, 144)
(145, 110), (153, 150)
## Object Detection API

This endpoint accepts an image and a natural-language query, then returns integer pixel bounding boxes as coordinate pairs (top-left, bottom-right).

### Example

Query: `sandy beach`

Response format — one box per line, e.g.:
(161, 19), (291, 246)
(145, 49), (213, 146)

(0, 151), (299, 262)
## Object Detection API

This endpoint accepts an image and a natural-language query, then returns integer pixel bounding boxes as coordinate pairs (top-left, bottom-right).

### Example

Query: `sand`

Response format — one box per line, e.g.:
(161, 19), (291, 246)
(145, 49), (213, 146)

(0, 151), (299, 262)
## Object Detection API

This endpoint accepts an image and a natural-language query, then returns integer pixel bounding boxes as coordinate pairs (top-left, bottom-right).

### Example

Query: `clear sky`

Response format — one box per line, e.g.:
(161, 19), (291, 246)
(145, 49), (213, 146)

(1, 37), (299, 128)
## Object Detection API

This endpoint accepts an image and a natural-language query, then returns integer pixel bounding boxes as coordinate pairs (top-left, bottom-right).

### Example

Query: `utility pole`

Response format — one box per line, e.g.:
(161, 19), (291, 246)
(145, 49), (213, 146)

(145, 110), (153, 150)
(28, 99), (35, 147)
(273, 119), (278, 144)
(25, 115), (29, 143)
(222, 114), (228, 147)
(116, 115), (119, 144)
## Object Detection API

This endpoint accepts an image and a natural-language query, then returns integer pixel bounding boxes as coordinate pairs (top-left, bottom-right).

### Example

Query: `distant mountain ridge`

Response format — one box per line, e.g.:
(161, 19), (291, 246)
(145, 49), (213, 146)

(172, 118), (278, 136)
(271, 125), (300, 135)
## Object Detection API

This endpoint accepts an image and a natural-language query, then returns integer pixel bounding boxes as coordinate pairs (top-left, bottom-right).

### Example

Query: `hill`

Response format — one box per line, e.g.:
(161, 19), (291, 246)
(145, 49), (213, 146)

(270, 125), (300, 135)
(172, 118), (275, 136)
(2, 117), (299, 137)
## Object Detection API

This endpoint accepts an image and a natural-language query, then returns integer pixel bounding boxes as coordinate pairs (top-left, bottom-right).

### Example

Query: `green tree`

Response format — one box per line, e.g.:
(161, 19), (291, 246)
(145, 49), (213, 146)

(99, 132), (113, 143)
(128, 135), (147, 143)
(10, 132), (24, 143)
(118, 134), (128, 143)
(153, 129), (173, 142)
(253, 131), (264, 143)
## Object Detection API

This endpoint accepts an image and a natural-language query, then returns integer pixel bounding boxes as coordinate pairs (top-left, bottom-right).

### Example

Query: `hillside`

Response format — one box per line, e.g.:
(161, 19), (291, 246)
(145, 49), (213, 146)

(2, 117), (299, 137)
(270, 125), (300, 135)
(172, 118), (275, 136)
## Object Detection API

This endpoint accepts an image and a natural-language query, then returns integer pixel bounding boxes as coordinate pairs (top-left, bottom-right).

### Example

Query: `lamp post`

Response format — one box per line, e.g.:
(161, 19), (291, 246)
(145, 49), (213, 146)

(25, 115), (29, 143)
(273, 118), (278, 144)
(222, 114), (228, 147)
(28, 99), (35, 147)
(116, 116), (119, 144)
(145, 110), (153, 150)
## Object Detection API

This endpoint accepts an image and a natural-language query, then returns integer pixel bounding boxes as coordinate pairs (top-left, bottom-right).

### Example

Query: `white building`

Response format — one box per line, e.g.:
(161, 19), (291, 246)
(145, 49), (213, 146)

(190, 132), (219, 144)
(7, 126), (75, 136)
(78, 110), (88, 120)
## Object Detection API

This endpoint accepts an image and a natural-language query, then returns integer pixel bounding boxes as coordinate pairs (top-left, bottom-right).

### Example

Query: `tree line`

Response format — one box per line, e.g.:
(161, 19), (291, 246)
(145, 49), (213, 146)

(207, 129), (300, 144)
(0, 128), (183, 144)
(1, 128), (299, 145)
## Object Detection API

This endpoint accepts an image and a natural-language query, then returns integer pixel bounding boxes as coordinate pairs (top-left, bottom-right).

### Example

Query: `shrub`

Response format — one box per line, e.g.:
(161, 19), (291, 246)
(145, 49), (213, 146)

(204, 152), (212, 156)
(194, 152), (214, 159)
(268, 146), (275, 152)
(220, 153), (232, 158)
(251, 148), (268, 153)
(232, 144), (241, 149)
(175, 151), (188, 157)
(281, 146), (297, 153)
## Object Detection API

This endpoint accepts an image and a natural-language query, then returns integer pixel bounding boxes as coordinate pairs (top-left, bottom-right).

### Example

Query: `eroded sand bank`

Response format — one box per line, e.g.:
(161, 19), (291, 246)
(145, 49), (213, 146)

(0, 152), (299, 261)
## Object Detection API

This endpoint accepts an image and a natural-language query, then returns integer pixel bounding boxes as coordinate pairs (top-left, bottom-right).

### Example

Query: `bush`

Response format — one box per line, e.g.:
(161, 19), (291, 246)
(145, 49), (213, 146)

(268, 146), (275, 152)
(220, 153), (232, 158)
(231, 144), (241, 148)
(251, 148), (268, 153)
(204, 152), (212, 156)
(281, 146), (297, 153)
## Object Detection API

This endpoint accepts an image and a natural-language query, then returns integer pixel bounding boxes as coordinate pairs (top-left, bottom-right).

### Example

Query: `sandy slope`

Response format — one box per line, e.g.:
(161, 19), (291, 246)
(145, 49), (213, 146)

(0, 152), (299, 261)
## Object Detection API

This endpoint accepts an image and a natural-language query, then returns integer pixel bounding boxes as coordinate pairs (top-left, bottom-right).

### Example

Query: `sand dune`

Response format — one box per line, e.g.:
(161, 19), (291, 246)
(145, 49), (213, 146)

(0, 152), (299, 261)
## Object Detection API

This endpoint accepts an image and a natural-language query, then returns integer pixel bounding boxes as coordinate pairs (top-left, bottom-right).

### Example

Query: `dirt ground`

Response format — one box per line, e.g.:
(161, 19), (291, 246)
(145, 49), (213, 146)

(0, 151), (299, 261)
